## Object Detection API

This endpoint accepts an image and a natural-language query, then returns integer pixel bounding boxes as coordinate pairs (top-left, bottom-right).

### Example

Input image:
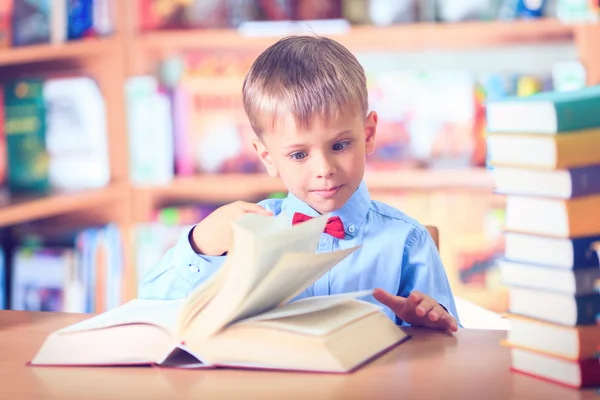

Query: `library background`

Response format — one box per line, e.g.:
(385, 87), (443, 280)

(0, 0), (597, 318)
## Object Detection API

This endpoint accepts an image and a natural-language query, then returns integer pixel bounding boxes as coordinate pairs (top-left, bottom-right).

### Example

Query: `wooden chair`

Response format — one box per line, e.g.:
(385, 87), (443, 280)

(425, 226), (439, 250)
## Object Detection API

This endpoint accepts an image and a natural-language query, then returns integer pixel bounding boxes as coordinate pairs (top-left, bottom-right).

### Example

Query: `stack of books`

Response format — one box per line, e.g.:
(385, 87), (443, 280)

(486, 85), (600, 389)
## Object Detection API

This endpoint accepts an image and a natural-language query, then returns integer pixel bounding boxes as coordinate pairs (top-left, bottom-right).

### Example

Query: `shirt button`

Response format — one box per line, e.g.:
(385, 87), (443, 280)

(189, 265), (199, 273)
(348, 225), (356, 233)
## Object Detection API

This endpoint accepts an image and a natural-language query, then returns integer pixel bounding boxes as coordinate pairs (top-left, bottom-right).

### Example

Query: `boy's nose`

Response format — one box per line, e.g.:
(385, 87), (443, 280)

(315, 155), (336, 178)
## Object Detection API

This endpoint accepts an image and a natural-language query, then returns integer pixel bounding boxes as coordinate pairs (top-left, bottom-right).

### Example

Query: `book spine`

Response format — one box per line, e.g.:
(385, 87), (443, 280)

(574, 268), (600, 295)
(580, 358), (600, 387)
(0, 87), (5, 186)
(576, 294), (600, 325)
(572, 234), (600, 268)
(569, 164), (600, 198)
(0, 0), (11, 48)
(556, 98), (600, 132)
(555, 131), (600, 170)
(4, 79), (50, 194)
(171, 86), (194, 176)
(11, 0), (51, 46)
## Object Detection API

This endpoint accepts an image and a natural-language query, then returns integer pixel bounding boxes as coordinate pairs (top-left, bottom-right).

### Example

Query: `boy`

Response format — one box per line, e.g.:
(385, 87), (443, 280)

(140, 35), (460, 331)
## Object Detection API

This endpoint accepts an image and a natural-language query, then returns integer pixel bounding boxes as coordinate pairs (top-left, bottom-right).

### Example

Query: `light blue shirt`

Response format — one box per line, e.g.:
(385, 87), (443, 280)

(139, 180), (460, 326)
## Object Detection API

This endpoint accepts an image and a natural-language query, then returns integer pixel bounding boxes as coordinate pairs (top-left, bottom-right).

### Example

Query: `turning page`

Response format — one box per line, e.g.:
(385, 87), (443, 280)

(239, 290), (374, 323)
(229, 246), (360, 324)
(182, 213), (353, 342)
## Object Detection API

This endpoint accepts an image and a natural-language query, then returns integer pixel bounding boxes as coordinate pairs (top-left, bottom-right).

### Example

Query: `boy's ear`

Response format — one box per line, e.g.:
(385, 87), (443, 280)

(364, 111), (378, 155)
(252, 138), (279, 177)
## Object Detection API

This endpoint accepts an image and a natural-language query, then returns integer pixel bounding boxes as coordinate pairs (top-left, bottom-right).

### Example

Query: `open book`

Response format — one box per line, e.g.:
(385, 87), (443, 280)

(30, 213), (409, 373)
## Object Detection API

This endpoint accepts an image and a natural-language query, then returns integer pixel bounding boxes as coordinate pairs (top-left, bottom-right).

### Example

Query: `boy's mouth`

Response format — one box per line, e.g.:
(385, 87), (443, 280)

(310, 185), (343, 198)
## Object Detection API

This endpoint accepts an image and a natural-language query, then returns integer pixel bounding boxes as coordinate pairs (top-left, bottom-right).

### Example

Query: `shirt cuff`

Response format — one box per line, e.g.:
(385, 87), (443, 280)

(174, 225), (225, 285)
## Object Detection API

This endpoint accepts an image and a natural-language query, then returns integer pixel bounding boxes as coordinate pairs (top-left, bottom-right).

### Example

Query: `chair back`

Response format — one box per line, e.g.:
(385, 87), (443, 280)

(425, 226), (439, 250)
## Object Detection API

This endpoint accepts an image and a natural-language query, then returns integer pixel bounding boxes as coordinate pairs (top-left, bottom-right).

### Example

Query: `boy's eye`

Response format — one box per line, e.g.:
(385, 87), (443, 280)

(290, 151), (308, 160)
(332, 141), (350, 151)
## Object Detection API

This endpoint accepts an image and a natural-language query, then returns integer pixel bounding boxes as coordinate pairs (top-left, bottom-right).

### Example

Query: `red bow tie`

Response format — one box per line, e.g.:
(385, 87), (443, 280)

(292, 212), (345, 239)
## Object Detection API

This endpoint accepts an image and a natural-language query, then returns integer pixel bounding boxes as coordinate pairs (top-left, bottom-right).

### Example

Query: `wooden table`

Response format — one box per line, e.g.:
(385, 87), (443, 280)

(0, 310), (597, 400)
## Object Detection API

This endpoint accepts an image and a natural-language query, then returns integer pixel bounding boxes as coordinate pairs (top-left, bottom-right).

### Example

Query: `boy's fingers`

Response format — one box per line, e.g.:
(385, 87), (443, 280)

(372, 288), (407, 314)
(415, 296), (435, 317)
(407, 291), (423, 306)
(431, 308), (458, 332)
(427, 304), (447, 322)
(448, 316), (459, 332)
(438, 314), (458, 332)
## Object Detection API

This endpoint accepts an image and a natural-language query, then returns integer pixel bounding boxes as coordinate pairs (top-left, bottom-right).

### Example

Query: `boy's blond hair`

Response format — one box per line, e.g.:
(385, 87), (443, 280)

(242, 35), (368, 137)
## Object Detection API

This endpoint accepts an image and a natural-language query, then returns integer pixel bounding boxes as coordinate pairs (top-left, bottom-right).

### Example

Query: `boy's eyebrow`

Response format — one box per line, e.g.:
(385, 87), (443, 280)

(331, 130), (352, 140)
(281, 144), (305, 151)
(281, 130), (353, 150)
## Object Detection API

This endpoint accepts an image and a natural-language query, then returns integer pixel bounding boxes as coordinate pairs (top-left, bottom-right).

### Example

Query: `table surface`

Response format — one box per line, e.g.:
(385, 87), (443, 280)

(0, 310), (597, 400)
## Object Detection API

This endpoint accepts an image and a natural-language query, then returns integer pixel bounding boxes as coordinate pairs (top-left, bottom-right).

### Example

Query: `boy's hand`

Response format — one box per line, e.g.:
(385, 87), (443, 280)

(191, 201), (273, 256)
(373, 288), (458, 332)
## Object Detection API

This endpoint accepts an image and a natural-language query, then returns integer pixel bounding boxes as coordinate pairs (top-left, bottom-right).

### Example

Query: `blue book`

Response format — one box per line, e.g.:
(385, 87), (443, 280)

(0, 248), (4, 310)
(68, 0), (93, 40)
(486, 85), (600, 134)
(11, 0), (51, 46)
(492, 164), (600, 199)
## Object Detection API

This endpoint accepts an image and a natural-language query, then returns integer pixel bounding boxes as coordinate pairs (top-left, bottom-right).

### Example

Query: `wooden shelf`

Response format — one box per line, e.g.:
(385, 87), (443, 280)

(135, 174), (286, 205)
(364, 168), (495, 191)
(137, 19), (574, 53)
(0, 36), (119, 67)
(135, 168), (494, 207)
(0, 184), (127, 228)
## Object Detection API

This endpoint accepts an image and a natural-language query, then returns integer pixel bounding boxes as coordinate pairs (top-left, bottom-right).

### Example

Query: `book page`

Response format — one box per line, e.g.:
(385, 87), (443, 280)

(183, 213), (333, 341)
(235, 212), (328, 290)
(238, 290), (375, 323)
(179, 214), (293, 331)
(234, 211), (289, 237)
(59, 299), (185, 335)
(228, 246), (359, 324)
(178, 259), (230, 332)
(237, 300), (382, 336)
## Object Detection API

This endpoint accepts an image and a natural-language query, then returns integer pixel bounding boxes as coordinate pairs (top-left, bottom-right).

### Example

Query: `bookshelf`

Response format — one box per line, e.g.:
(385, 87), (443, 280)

(0, 184), (127, 229)
(136, 18), (573, 51)
(2, 0), (600, 309)
(0, 37), (120, 67)
(132, 168), (495, 223)
(131, 18), (576, 75)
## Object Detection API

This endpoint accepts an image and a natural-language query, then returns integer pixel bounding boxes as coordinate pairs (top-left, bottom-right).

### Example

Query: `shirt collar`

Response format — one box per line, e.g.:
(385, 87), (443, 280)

(281, 180), (371, 238)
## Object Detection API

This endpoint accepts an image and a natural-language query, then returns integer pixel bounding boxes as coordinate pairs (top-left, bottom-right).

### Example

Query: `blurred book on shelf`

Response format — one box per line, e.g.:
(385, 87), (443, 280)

(126, 76), (175, 186)
(360, 64), (478, 169)
(7, 0), (113, 48)
(134, 203), (220, 286)
(173, 51), (263, 175)
(556, 0), (600, 22)
(1, 76), (110, 197)
(0, 247), (5, 309)
(138, 0), (558, 32)
(0, 221), (123, 313)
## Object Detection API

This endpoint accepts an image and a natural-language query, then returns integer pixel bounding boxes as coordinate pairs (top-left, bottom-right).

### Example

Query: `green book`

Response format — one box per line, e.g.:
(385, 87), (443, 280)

(486, 85), (600, 134)
(4, 79), (50, 194)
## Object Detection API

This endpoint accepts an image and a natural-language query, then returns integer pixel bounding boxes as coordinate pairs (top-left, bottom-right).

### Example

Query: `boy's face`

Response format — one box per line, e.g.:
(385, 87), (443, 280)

(253, 110), (377, 214)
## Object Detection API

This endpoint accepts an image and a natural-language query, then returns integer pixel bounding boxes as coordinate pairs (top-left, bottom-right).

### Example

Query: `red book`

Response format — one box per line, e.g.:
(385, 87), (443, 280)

(510, 347), (600, 389)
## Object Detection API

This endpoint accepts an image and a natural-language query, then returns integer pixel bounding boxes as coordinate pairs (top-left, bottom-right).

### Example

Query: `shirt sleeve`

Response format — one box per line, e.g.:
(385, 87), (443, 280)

(396, 226), (461, 327)
(138, 198), (279, 300)
(138, 225), (226, 300)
